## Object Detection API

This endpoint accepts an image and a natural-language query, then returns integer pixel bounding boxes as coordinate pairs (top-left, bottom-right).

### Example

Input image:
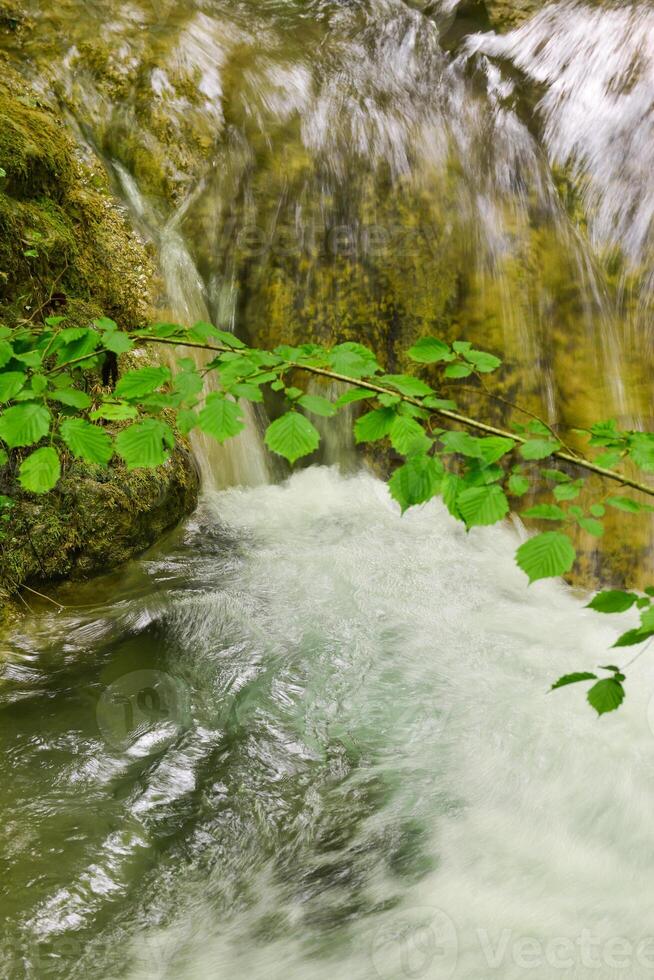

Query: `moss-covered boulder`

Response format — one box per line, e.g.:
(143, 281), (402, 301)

(0, 59), (199, 614)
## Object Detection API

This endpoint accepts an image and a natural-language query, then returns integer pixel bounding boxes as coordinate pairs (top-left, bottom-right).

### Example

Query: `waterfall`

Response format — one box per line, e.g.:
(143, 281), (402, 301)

(114, 165), (271, 490)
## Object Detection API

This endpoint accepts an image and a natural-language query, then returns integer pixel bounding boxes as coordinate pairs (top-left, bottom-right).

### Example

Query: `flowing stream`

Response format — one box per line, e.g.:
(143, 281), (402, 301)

(4, 0), (654, 977)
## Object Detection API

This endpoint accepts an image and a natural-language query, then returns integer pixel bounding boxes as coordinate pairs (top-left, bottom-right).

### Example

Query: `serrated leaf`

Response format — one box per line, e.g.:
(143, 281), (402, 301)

(476, 436), (515, 465)
(354, 408), (396, 444)
(628, 433), (654, 473)
(507, 474), (530, 496)
(54, 329), (100, 366)
(594, 450), (622, 468)
(102, 331), (133, 355)
(516, 531), (576, 583)
(176, 409), (198, 435)
(423, 396), (457, 411)
(115, 419), (174, 469)
(188, 321), (246, 348)
(94, 317), (118, 332)
(577, 517), (604, 537)
(541, 468), (571, 483)
(407, 337), (454, 363)
(298, 394), (337, 418)
(379, 374), (433, 397)
(463, 349), (501, 373)
(389, 454), (444, 512)
(90, 402), (138, 422)
(389, 415), (431, 456)
(334, 387), (372, 407)
(606, 496), (641, 513)
(0, 403), (51, 448)
(0, 371), (26, 403)
(587, 590), (637, 614)
(440, 430), (479, 456)
(0, 339), (13, 368)
(612, 628), (654, 648)
(265, 411), (320, 463)
(519, 438), (561, 460)
(327, 343), (380, 378)
(457, 484), (509, 527)
(198, 394), (245, 443)
(587, 678), (625, 715)
(444, 363), (472, 379)
(49, 388), (92, 409)
(114, 366), (171, 400)
(60, 418), (113, 465)
(522, 504), (566, 521)
(18, 446), (60, 493)
(551, 672), (597, 690)
(553, 483), (579, 501)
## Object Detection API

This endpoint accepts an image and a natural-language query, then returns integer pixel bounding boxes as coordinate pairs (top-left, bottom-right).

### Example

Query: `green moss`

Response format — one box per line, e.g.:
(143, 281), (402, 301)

(0, 59), (199, 613)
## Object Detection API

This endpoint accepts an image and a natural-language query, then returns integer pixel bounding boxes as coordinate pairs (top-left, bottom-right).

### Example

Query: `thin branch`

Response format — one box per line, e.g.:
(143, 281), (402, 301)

(128, 334), (654, 500)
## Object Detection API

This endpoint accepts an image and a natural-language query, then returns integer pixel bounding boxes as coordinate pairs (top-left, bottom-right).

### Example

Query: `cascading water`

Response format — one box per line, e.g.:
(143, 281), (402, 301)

(4, 1), (654, 977)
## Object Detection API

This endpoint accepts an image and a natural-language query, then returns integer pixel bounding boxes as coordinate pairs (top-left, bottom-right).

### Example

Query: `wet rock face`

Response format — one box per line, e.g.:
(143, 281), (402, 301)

(482, 0), (542, 32)
(0, 58), (199, 612)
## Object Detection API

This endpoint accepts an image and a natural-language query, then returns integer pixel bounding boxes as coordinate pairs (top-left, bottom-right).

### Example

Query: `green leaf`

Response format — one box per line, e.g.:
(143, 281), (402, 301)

(0, 448), (7, 467)
(0, 339), (14, 368)
(49, 388), (92, 409)
(551, 672), (597, 690)
(577, 517), (604, 537)
(264, 411), (320, 463)
(440, 430), (480, 456)
(18, 446), (60, 493)
(102, 331), (133, 355)
(507, 474), (530, 496)
(628, 433), (654, 473)
(476, 436), (515, 465)
(463, 349), (502, 373)
(389, 454), (444, 512)
(606, 496), (641, 513)
(0, 371), (26, 403)
(176, 409), (198, 435)
(54, 328), (100, 365)
(553, 483), (580, 501)
(188, 321), (246, 348)
(379, 374), (433, 397)
(594, 450), (622, 469)
(522, 504), (566, 521)
(452, 341), (472, 354)
(327, 343), (380, 378)
(389, 415), (431, 456)
(612, 629), (654, 648)
(541, 468), (571, 483)
(334, 387), (372, 407)
(516, 531), (576, 583)
(60, 418), (113, 465)
(587, 590), (638, 614)
(354, 408), (397, 444)
(115, 419), (174, 469)
(443, 363), (473, 379)
(423, 396), (457, 411)
(639, 606), (654, 632)
(114, 366), (171, 400)
(519, 438), (561, 460)
(0, 403), (51, 448)
(90, 402), (138, 422)
(457, 484), (509, 527)
(93, 317), (118, 332)
(407, 337), (454, 363)
(589, 503), (605, 517)
(587, 678), (625, 716)
(198, 394), (245, 443)
(298, 394), (337, 418)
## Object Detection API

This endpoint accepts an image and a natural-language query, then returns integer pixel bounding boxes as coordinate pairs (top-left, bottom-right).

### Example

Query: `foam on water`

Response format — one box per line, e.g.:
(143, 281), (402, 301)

(5, 468), (654, 978)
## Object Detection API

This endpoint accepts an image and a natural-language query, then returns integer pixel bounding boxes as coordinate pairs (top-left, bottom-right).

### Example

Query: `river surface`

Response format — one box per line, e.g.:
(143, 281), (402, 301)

(4, 468), (654, 979)
(4, 0), (654, 977)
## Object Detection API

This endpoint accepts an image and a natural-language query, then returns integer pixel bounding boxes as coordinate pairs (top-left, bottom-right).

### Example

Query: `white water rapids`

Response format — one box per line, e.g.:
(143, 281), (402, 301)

(4, 469), (654, 978)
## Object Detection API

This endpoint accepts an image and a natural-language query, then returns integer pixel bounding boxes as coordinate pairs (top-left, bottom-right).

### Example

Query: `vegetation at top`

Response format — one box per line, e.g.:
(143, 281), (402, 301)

(2, 314), (654, 716)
